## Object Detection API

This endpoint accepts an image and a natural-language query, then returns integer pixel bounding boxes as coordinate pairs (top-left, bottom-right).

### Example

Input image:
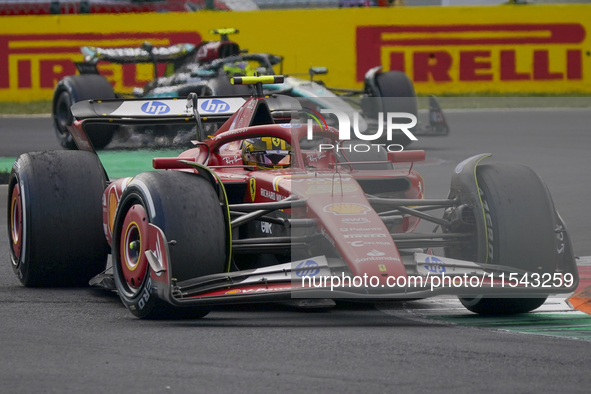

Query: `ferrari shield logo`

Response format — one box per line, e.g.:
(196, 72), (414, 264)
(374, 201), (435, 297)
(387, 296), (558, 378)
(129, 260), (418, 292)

(249, 178), (256, 201)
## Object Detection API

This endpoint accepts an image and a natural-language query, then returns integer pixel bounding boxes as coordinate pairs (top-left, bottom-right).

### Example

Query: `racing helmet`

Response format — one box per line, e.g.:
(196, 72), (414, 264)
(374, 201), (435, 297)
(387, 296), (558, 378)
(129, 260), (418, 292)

(241, 137), (293, 170)
(223, 61), (258, 77)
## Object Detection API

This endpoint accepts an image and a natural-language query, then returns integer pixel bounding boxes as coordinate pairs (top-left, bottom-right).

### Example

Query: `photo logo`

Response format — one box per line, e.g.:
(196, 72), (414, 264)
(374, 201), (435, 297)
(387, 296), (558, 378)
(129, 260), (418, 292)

(201, 99), (230, 113)
(141, 101), (170, 115)
(305, 108), (417, 152)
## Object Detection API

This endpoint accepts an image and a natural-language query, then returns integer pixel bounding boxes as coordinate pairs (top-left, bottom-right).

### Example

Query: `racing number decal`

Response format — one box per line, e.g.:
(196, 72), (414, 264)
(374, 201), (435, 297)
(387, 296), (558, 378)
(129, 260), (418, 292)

(250, 178), (256, 202)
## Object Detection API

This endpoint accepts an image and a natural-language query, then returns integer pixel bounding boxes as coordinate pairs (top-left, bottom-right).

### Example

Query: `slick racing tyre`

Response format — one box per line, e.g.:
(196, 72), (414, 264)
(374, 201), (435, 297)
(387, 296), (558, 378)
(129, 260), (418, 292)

(374, 71), (418, 148)
(7, 151), (109, 287)
(112, 171), (227, 319)
(52, 75), (118, 150)
(453, 163), (561, 315)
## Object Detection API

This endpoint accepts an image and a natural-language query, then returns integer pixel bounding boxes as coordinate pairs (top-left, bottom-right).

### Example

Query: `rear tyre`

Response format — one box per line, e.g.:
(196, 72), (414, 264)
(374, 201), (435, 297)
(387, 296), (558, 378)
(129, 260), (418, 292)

(372, 71), (418, 148)
(52, 75), (118, 150)
(7, 151), (109, 286)
(454, 164), (557, 315)
(112, 171), (227, 319)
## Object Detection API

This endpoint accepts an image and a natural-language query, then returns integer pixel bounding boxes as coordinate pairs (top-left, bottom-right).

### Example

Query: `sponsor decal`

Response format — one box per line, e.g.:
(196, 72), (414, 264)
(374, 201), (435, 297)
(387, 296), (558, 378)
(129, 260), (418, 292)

(0, 31), (200, 100)
(260, 221), (273, 234)
(295, 260), (320, 277)
(225, 286), (292, 295)
(324, 203), (371, 216)
(349, 240), (392, 247)
(141, 101), (170, 115)
(356, 24), (585, 87)
(260, 188), (288, 202)
(342, 217), (370, 224)
(378, 264), (387, 272)
(200, 99), (230, 113)
(280, 123), (302, 128)
(422, 256), (447, 274)
(367, 249), (385, 257)
(353, 256), (399, 264)
(343, 233), (387, 239)
(222, 155), (241, 165)
(249, 178), (256, 201)
(306, 152), (327, 163)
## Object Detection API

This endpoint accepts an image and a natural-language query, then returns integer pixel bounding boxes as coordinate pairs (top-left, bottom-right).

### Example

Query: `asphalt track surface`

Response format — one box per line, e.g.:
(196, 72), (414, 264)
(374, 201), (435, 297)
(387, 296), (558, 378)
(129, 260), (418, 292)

(1, 109), (590, 393)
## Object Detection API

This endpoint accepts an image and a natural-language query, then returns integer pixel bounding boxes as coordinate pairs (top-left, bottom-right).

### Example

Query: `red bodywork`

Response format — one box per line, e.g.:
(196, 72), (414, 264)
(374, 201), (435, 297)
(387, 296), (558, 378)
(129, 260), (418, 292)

(90, 95), (426, 298)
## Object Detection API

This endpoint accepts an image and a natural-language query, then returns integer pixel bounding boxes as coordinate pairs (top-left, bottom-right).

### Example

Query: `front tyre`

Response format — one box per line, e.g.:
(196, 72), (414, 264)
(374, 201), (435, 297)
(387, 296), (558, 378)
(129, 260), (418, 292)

(112, 171), (227, 319)
(459, 297), (546, 316)
(454, 163), (558, 315)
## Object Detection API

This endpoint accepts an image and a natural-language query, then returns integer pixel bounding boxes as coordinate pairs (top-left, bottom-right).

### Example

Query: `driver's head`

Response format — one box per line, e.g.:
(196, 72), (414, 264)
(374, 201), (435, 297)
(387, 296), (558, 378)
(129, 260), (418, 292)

(241, 137), (292, 170)
(223, 61), (258, 77)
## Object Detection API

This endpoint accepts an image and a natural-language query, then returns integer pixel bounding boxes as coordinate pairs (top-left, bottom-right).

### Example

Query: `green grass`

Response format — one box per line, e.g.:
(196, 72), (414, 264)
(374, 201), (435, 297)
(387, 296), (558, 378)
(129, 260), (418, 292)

(0, 149), (183, 184)
(0, 100), (52, 115)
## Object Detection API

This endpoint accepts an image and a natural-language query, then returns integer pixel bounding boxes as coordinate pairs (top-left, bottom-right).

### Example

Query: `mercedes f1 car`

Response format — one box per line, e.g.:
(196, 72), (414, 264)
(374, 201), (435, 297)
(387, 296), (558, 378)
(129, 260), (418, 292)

(52, 29), (448, 150)
(11, 76), (576, 319)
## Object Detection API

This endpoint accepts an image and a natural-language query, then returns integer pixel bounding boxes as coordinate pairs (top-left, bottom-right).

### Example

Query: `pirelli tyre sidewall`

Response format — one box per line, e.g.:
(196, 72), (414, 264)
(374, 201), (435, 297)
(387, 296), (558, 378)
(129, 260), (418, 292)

(112, 180), (162, 318)
(457, 163), (558, 315)
(8, 164), (27, 281)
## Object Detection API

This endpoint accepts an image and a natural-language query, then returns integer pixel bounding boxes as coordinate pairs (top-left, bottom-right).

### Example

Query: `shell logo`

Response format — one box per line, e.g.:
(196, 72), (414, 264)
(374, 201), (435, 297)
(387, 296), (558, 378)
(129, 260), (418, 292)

(323, 203), (371, 216)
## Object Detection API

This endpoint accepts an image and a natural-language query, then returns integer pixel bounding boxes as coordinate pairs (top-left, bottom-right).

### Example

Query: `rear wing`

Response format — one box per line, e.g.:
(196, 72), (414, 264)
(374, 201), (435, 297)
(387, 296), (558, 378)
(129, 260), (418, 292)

(68, 95), (247, 155)
(71, 96), (246, 122)
(80, 44), (196, 65)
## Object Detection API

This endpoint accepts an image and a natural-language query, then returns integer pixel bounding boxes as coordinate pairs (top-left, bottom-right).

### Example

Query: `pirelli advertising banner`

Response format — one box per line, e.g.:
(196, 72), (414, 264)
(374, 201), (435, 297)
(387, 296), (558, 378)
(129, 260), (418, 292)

(1, 4), (591, 101)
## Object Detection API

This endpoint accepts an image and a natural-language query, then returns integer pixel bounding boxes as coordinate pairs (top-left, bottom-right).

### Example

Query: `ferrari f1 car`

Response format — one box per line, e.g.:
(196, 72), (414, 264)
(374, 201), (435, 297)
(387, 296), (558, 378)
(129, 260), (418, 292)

(52, 28), (448, 150)
(11, 76), (576, 319)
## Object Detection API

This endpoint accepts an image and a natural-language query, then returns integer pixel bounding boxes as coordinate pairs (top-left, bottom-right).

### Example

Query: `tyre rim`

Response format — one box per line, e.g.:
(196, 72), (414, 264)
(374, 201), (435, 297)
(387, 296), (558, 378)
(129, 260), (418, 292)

(120, 204), (149, 293)
(9, 184), (23, 259)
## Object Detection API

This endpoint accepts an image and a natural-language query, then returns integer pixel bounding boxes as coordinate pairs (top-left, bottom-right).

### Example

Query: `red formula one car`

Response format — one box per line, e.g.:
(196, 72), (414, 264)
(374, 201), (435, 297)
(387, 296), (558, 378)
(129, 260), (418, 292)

(7, 76), (579, 319)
